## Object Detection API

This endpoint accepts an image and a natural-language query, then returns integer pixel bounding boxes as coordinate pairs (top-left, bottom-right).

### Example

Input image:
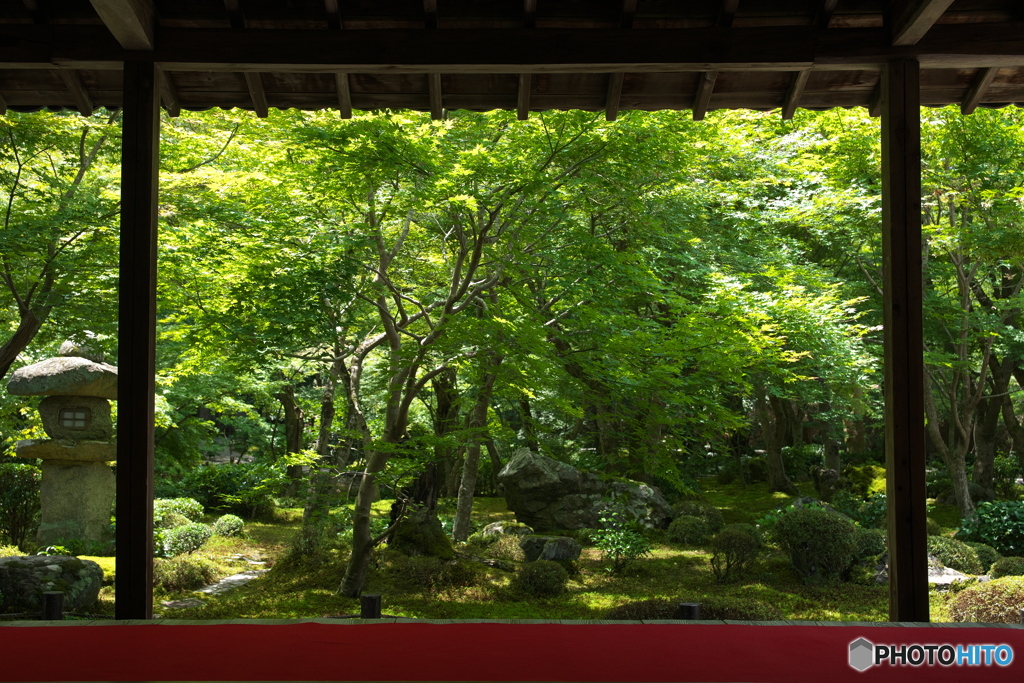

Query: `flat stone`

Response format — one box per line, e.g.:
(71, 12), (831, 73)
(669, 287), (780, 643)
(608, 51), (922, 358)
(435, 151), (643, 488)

(197, 570), (269, 595)
(6, 357), (117, 400)
(161, 598), (205, 609)
(38, 395), (113, 440)
(520, 535), (582, 562)
(16, 439), (116, 463)
(36, 460), (115, 546)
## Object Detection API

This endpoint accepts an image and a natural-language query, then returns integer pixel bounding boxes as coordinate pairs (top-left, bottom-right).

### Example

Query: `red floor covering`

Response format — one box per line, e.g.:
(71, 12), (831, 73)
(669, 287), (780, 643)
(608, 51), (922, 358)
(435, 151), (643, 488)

(3, 621), (1024, 682)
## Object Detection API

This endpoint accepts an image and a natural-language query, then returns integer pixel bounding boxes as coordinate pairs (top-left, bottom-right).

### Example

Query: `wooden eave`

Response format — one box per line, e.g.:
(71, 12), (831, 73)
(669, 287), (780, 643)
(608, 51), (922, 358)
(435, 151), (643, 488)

(2, 0), (1024, 116)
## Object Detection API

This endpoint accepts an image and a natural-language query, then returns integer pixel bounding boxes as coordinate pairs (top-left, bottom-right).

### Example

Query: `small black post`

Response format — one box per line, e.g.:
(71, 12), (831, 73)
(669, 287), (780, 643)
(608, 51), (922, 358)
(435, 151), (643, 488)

(678, 602), (701, 620)
(42, 592), (65, 621)
(360, 593), (382, 619)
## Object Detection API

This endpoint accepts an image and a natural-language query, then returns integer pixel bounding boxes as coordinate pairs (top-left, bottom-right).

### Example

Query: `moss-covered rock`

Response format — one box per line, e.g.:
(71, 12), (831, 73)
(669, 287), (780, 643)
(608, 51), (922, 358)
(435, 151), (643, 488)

(0, 554), (102, 612)
(390, 509), (454, 560)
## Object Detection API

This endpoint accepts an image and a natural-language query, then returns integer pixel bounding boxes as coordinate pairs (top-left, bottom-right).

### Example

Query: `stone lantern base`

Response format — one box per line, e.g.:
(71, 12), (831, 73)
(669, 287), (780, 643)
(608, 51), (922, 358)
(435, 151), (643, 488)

(37, 460), (115, 547)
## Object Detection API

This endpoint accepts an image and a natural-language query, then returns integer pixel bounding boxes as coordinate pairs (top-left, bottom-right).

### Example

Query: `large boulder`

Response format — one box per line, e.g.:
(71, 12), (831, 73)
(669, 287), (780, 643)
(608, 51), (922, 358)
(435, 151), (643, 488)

(497, 448), (673, 531)
(0, 555), (103, 612)
(6, 357), (117, 400)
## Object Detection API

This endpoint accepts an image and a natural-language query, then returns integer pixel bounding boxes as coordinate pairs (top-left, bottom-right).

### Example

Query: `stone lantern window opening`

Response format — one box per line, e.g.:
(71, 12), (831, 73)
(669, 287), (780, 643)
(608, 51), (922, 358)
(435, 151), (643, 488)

(60, 407), (90, 430)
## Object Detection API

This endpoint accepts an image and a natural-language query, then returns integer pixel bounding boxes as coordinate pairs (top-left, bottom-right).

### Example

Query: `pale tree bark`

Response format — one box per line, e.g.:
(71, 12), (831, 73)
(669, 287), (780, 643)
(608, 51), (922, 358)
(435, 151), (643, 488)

(452, 353), (503, 542)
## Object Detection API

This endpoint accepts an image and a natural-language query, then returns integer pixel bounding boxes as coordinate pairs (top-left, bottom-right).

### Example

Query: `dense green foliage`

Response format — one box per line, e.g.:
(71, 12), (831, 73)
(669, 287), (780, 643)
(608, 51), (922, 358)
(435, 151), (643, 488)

(963, 542), (1001, 574)
(0, 463), (40, 550)
(154, 555), (219, 593)
(927, 536), (983, 575)
(212, 514), (245, 537)
(772, 507), (858, 585)
(667, 516), (711, 546)
(160, 523), (213, 557)
(988, 556), (1024, 579)
(510, 560), (569, 597)
(153, 498), (204, 524)
(957, 502), (1024, 555)
(708, 523), (762, 582)
(949, 577), (1024, 623)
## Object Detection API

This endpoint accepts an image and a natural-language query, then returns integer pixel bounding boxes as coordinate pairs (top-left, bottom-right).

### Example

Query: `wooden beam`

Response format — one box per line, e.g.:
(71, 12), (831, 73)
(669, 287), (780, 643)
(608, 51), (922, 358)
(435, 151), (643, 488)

(517, 73), (531, 120)
(717, 0), (739, 28)
(890, 0), (955, 47)
(335, 72), (352, 118)
(692, 70), (717, 121)
(868, 80), (882, 117)
(244, 71), (269, 117)
(156, 65), (180, 117)
(605, 72), (624, 121)
(116, 58), (159, 621)
(881, 57), (929, 624)
(523, 0), (536, 28)
(58, 69), (94, 115)
(223, 0), (245, 29)
(428, 72), (442, 120)
(324, 0), (342, 30)
(961, 66), (999, 115)
(424, 0), (438, 30)
(621, 0), (637, 29)
(0, 91), (7, 115)
(781, 70), (809, 119)
(89, 0), (155, 50)
(21, 0), (45, 24)
(815, 0), (838, 29)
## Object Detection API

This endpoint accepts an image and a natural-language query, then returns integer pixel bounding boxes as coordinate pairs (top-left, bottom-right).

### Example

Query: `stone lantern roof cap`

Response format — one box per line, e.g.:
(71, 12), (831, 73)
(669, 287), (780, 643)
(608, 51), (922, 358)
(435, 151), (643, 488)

(6, 356), (118, 400)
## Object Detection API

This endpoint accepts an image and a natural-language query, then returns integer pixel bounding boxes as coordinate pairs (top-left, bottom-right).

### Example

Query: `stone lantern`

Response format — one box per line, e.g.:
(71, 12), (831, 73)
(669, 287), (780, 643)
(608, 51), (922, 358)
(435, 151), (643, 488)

(6, 340), (117, 546)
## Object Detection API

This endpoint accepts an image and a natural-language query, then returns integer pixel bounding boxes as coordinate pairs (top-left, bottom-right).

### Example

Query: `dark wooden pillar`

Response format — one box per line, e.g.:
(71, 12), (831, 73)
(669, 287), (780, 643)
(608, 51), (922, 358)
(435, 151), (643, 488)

(881, 58), (928, 622)
(116, 59), (159, 620)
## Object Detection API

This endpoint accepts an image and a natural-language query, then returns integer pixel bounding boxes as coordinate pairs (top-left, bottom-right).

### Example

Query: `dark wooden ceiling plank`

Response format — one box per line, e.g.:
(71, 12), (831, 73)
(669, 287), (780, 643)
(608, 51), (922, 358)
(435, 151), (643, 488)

(59, 69), (94, 115)
(0, 91), (7, 114)
(325, 0), (341, 30)
(517, 72), (531, 120)
(156, 65), (180, 117)
(336, 72), (352, 118)
(88, 0), (156, 50)
(692, 70), (717, 120)
(621, 0), (637, 29)
(890, 0), (956, 47)
(21, 0), (46, 24)
(815, 0), (838, 29)
(5, 24), (1024, 72)
(429, 72), (442, 119)
(605, 72), (624, 121)
(868, 79), (882, 117)
(781, 69), (809, 119)
(523, 0), (536, 28)
(961, 66), (999, 115)
(424, 0), (438, 30)
(244, 71), (269, 117)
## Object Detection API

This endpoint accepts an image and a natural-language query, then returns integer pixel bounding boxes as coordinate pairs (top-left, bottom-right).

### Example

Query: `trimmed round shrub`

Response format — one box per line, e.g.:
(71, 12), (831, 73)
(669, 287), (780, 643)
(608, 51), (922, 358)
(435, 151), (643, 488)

(709, 524), (762, 582)
(926, 517), (942, 536)
(510, 559), (569, 597)
(154, 498), (204, 523)
(853, 527), (887, 560)
(949, 576), (1024, 623)
(667, 516), (711, 546)
(772, 507), (858, 584)
(153, 555), (218, 592)
(161, 522), (213, 557)
(928, 535), (983, 575)
(700, 596), (783, 621)
(0, 463), (41, 550)
(989, 556), (1024, 579)
(672, 502), (724, 534)
(964, 542), (1002, 574)
(155, 512), (191, 530)
(212, 514), (244, 537)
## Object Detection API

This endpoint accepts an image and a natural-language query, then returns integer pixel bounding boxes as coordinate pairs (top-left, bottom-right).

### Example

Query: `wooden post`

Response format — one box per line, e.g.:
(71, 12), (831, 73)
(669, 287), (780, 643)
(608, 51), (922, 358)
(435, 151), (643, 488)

(115, 59), (159, 620)
(360, 594), (382, 619)
(42, 591), (64, 620)
(881, 57), (929, 622)
(677, 603), (701, 620)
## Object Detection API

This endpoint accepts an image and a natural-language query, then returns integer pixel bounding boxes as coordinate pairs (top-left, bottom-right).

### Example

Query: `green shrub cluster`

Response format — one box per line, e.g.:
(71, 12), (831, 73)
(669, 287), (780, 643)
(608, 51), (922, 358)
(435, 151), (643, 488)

(772, 507), (858, 585)
(853, 527), (886, 560)
(964, 542), (1001, 574)
(957, 501), (1024, 555)
(672, 502), (724, 533)
(154, 498), (204, 523)
(831, 492), (886, 529)
(843, 465), (886, 499)
(700, 596), (784, 621)
(0, 463), (41, 550)
(0, 544), (22, 557)
(593, 496), (651, 574)
(926, 517), (942, 536)
(927, 536), (983, 575)
(989, 556), (1024, 579)
(160, 522), (213, 557)
(667, 516), (711, 546)
(212, 514), (244, 537)
(605, 598), (679, 620)
(167, 463), (278, 520)
(709, 524), (762, 582)
(510, 560), (569, 597)
(949, 576), (1024, 623)
(153, 555), (218, 592)
(155, 512), (191, 530)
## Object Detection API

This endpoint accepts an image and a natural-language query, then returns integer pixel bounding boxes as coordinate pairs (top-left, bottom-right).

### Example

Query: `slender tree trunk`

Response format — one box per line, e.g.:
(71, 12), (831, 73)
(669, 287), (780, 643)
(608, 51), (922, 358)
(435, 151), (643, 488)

(453, 354), (502, 542)
(756, 389), (797, 495)
(518, 397), (539, 451)
(924, 373), (976, 517)
(277, 382), (305, 497)
(0, 306), (51, 380)
(485, 438), (503, 494)
(971, 395), (1001, 496)
(432, 368), (462, 497)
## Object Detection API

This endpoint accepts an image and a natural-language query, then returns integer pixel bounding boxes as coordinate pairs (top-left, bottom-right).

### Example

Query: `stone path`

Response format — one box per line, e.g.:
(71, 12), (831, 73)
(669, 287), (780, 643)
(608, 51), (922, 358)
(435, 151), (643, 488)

(159, 555), (269, 611)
